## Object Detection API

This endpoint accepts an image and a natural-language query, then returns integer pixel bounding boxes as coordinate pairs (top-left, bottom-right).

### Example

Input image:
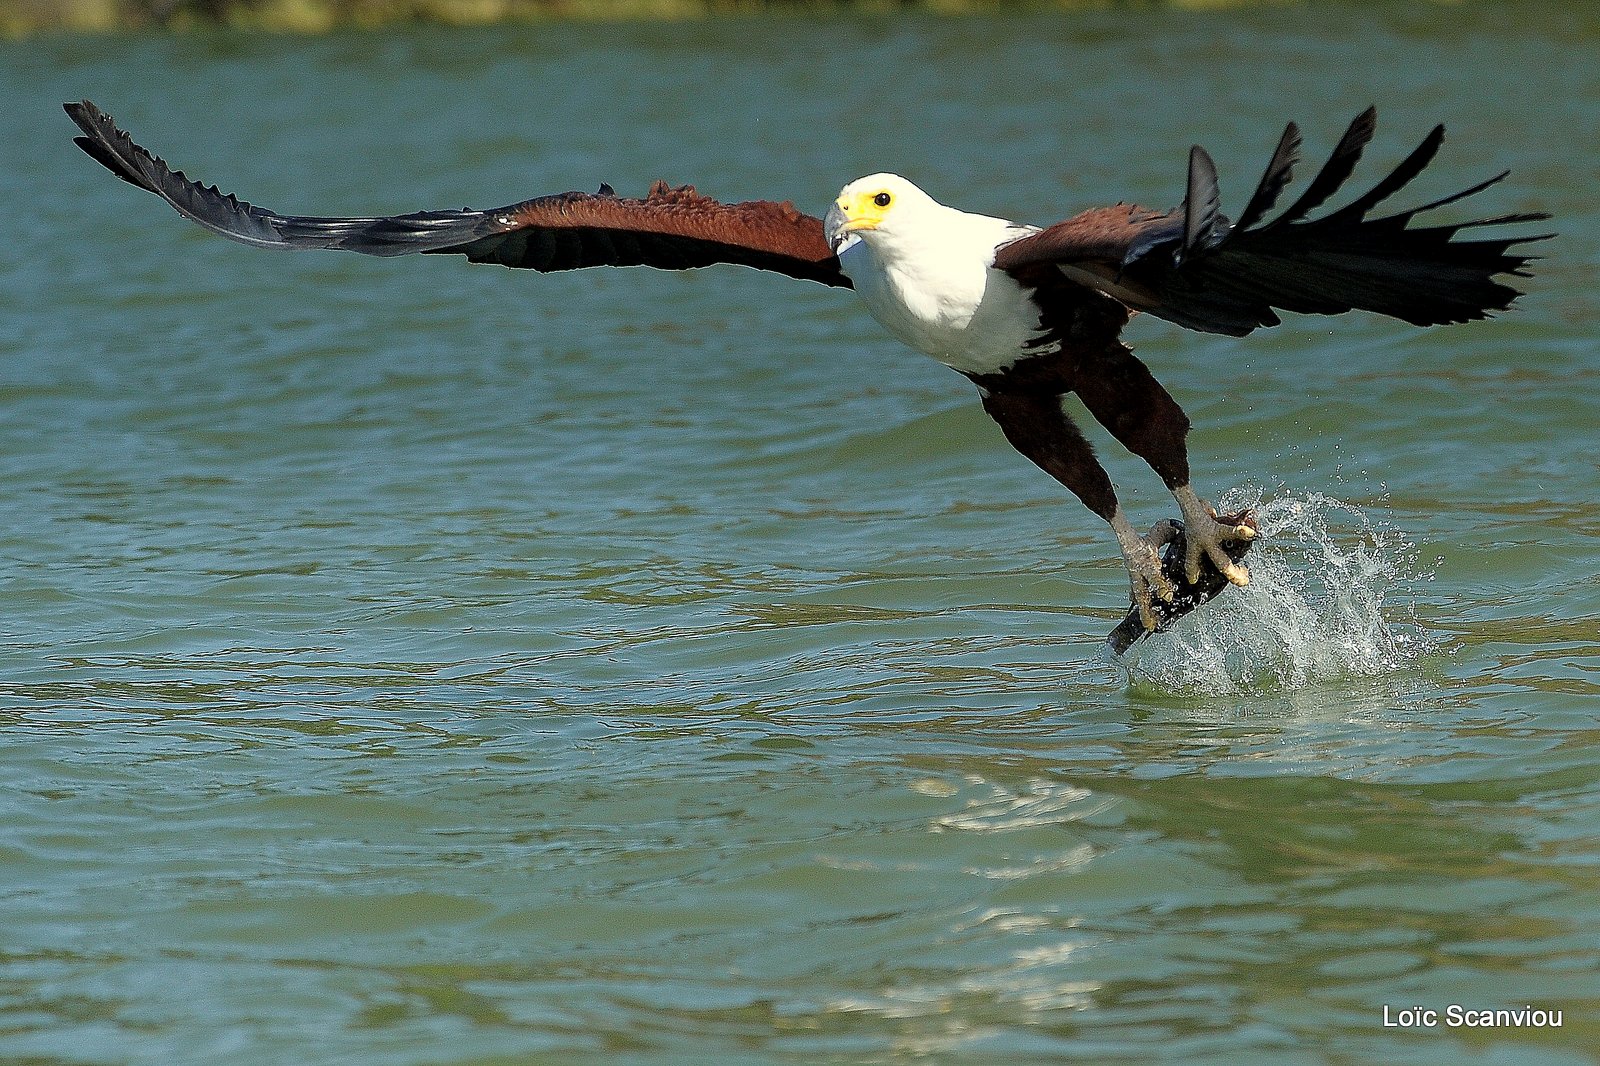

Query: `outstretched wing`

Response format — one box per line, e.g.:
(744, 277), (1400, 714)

(65, 100), (851, 289)
(993, 107), (1552, 336)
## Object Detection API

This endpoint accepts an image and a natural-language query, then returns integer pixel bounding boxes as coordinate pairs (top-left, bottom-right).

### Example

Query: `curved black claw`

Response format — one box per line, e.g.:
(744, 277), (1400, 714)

(1106, 509), (1259, 656)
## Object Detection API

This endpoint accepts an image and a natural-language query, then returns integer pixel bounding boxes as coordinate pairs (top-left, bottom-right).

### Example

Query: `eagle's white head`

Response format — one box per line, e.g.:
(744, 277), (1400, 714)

(820, 174), (1043, 376)
(823, 174), (945, 255)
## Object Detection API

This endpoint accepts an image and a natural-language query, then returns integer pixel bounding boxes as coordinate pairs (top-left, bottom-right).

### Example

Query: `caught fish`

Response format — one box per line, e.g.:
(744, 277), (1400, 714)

(1106, 510), (1259, 656)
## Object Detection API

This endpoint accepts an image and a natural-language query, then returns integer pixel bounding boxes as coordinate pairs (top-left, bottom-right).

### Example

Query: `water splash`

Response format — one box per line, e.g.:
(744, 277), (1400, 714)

(1114, 489), (1438, 695)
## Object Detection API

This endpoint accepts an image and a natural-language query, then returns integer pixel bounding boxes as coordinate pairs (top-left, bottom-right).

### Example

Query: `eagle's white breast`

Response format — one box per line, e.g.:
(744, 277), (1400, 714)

(828, 175), (1044, 377)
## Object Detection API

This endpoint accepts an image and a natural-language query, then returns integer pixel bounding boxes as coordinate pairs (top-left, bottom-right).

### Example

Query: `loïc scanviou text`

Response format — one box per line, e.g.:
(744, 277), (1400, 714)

(1382, 1005), (1564, 1028)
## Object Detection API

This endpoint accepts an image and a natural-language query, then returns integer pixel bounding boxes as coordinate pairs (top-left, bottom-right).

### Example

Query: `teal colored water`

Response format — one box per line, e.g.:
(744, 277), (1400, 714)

(3, 5), (1598, 1063)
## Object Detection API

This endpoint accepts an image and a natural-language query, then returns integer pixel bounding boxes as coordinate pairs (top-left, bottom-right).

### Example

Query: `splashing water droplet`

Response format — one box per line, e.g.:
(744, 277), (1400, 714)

(1113, 489), (1438, 695)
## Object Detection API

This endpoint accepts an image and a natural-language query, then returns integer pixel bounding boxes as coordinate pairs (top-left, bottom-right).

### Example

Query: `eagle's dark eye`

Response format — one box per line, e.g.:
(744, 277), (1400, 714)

(873, 192), (892, 208)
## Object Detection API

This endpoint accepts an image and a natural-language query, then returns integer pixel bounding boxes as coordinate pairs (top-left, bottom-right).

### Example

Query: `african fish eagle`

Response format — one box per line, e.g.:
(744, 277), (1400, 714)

(65, 101), (1549, 634)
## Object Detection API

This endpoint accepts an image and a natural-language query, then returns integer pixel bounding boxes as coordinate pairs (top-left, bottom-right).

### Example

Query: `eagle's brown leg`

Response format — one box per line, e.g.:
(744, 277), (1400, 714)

(978, 388), (1176, 629)
(1071, 342), (1253, 587)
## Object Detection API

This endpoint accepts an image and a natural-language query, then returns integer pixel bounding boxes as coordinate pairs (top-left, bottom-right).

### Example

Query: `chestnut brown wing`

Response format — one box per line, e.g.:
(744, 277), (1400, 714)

(66, 100), (850, 289)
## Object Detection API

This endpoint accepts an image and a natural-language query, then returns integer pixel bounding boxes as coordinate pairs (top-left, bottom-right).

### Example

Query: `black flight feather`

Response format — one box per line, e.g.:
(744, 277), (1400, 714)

(1232, 122), (1301, 233)
(1179, 144), (1224, 263)
(1265, 106), (1378, 228)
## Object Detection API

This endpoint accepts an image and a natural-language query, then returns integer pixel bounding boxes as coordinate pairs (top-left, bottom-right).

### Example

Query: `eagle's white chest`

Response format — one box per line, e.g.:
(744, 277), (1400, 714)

(839, 214), (1045, 377)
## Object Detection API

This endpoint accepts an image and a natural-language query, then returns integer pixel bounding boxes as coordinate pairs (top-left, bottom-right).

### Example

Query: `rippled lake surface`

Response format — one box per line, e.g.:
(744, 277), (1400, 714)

(3, 5), (1598, 1062)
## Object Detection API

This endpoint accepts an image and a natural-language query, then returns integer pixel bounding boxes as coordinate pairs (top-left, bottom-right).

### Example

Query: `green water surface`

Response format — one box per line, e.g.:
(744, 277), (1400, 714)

(3, 4), (1598, 1063)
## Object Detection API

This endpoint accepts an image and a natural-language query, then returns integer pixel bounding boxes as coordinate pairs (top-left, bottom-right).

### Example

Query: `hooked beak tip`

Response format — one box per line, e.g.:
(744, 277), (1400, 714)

(828, 217), (874, 247)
